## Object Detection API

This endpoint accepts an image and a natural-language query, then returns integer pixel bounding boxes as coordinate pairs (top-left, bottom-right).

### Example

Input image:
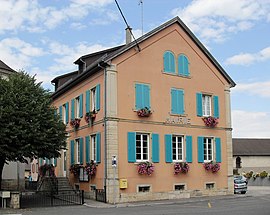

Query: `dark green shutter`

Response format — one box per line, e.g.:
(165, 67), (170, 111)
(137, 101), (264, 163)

(71, 99), (75, 120)
(70, 140), (75, 164)
(197, 136), (204, 163)
(152, 133), (159, 163)
(59, 106), (62, 120)
(80, 138), (84, 164)
(79, 94), (83, 118)
(96, 84), (100, 111)
(213, 96), (220, 118)
(96, 133), (101, 163)
(196, 93), (203, 117)
(165, 134), (172, 163)
(85, 136), (90, 163)
(54, 158), (57, 167)
(85, 90), (90, 113)
(128, 132), (136, 162)
(65, 102), (69, 123)
(215, 137), (221, 163)
(186, 136), (192, 163)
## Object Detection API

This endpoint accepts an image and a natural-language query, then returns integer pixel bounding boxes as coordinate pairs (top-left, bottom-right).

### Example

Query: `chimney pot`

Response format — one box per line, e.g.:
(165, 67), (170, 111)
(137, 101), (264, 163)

(125, 26), (132, 44)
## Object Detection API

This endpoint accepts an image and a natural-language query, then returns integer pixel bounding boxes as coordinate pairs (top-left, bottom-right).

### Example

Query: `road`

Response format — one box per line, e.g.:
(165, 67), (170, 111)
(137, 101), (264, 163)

(2, 186), (270, 215)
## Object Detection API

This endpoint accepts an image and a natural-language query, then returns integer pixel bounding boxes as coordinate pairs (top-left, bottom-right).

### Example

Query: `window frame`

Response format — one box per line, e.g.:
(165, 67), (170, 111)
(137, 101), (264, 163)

(91, 87), (96, 112)
(62, 104), (67, 124)
(135, 133), (150, 162)
(75, 139), (80, 164)
(172, 135), (184, 162)
(203, 137), (213, 162)
(75, 96), (80, 118)
(202, 94), (212, 117)
(91, 135), (97, 162)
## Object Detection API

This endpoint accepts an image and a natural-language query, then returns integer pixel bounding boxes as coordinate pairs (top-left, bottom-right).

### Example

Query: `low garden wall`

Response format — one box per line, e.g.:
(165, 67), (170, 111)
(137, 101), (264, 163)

(243, 170), (270, 186)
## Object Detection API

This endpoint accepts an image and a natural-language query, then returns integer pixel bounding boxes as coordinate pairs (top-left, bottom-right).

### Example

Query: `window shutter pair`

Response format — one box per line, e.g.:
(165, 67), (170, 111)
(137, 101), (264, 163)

(85, 84), (100, 112)
(197, 137), (221, 163)
(84, 133), (101, 164)
(135, 84), (150, 110)
(127, 132), (159, 163)
(71, 94), (84, 119)
(178, 55), (189, 76)
(165, 135), (193, 163)
(196, 93), (219, 118)
(171, 88), (184, 115)
(70, 138), (86, 164)
(164, 51), (175, 73)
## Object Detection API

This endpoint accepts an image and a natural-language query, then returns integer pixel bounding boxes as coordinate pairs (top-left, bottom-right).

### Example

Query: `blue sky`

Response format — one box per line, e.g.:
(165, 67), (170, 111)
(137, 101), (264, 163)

(0, 0), (270, 138)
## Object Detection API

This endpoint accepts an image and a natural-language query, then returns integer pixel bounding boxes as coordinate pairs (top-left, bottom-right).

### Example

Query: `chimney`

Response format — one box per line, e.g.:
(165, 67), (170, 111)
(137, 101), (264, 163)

(125, 26), (132, 44)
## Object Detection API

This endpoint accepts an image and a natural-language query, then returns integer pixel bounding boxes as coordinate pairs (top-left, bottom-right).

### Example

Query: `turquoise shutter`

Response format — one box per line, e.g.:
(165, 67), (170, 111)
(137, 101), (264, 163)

(213, 95), (220, 118)
(128, 132), (136, 162)
(215, 137), (221, 163)
(59, 106), (62, 120)
(65, 102), (69, 123)
(54, 158), (57, 167)
(163, 51), (175, 73)
(178, 55), (189, 76)
(85, 136), (90, 163)
(54, 109), (57, 118)
(152, 133), (159, 163)
(96, 133), (101, 163)
(197, 136), (204, 163)
(143, 84), (150, 109)
(80, 138), (84, 164)
(79, 94), (83, 118)
(135, 83), (143, 110)
(171, 89), (184, 114)
(186, 136), (192, 163)
(39, 158), (42, 165)
(71, 99), (75, 120)
(45, 158), (49, 164)
(70, 140), (75, 164)
(196, 93), (203, 117)
(96, 84), (100, 111)
(165, 134), (172, 163)
(85, 90), (90, 113)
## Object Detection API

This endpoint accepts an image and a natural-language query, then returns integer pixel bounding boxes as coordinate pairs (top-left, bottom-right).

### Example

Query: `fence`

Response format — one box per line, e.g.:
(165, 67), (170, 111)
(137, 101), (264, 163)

(20, 190), (84, 208)
(96, 188), (106, 203)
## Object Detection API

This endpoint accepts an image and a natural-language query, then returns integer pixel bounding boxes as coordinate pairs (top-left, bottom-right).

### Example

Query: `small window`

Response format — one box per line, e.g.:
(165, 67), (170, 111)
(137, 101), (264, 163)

(75, 96), (80, 118)
(138, 185), (151, 192)
(91, 87), (96, 112)
(91, 135), (97, 162)
(202, 95), (211, 117)
(135, 83), (150, 110)
(172, 135), (184, 162)
(206, 183), (215, 190)
(75, 139), (80, 164)
(204, 137), (213, 162)
(175, 184), (185, 191)
(136, 133), (149, 162)
(90, 185), (96, 191)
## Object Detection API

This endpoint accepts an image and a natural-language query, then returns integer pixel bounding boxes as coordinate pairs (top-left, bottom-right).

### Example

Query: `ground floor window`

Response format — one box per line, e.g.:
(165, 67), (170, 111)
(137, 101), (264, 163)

(204, 137), (213, 162)
(136, 133), (149, 162)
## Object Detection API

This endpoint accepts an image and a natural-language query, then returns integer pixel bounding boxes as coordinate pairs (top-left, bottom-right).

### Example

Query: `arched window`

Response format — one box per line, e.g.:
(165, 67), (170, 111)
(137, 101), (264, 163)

(178, 54), (190, 76)
(236, 156), (242, 168)
(163, 51), (175, 74)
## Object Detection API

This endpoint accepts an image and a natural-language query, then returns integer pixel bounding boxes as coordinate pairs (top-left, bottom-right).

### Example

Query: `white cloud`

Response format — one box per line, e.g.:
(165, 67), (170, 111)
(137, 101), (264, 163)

(0, 37), (45, 70)
(232, 81), (270, 98)
(70, 22), (87, 30)
(225, 46), (270, 65)
(232, 110), (270, 138)
(171, 0), (270, 43)
(0, 0), (114, 34)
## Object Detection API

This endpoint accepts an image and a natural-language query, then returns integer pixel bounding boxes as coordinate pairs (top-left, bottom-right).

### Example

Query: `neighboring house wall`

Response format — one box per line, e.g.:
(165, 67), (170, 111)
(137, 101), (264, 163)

(2, 162), (25, 190)
(233, 156), (270, 174)
(51, 17), (235, 203)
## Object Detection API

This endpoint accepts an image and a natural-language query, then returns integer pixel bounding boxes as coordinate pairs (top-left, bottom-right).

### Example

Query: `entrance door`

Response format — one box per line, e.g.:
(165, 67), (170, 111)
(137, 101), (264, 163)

(63, 150), (67, 177)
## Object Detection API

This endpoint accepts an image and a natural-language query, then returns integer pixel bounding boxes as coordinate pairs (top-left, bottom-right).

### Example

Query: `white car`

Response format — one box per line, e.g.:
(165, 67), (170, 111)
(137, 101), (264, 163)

(234, 177), (247, 194)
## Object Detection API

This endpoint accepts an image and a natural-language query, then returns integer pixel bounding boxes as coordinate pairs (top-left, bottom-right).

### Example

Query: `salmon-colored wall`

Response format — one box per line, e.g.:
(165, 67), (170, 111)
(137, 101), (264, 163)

(112, 23), (230, 193)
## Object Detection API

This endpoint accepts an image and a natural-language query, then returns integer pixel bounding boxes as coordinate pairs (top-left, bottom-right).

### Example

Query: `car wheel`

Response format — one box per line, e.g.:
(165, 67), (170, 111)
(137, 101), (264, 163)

(241, 191), (246, 194)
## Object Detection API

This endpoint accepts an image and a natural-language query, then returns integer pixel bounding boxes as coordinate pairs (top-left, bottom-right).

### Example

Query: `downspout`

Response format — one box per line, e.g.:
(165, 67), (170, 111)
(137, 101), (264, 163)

(98, 63), (108, 195)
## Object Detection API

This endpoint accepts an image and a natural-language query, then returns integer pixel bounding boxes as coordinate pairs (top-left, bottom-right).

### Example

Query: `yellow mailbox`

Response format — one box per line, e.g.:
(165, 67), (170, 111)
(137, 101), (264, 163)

(119, 178), (128, 189)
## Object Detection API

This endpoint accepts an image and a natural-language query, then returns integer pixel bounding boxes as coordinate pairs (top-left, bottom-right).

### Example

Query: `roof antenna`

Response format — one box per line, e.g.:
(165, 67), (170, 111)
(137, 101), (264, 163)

(138, 0), (143, 36)
(114, 0), (141, 52)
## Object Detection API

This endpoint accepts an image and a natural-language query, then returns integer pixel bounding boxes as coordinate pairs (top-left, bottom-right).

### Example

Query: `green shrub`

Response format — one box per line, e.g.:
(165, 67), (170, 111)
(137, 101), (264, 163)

(259, 171), (268, 178)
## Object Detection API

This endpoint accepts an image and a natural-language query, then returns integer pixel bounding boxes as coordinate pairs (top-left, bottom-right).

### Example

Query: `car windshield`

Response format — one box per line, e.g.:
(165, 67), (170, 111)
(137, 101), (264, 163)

(234, 180), (245, 184)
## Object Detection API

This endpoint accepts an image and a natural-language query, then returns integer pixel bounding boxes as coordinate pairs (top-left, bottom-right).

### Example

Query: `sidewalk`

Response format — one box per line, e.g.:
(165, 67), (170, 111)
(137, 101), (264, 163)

(83, 193), (248, 208)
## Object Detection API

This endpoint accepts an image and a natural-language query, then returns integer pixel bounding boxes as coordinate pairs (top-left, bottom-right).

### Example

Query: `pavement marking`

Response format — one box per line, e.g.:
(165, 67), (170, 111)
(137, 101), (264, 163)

(208, 202), (212, 208)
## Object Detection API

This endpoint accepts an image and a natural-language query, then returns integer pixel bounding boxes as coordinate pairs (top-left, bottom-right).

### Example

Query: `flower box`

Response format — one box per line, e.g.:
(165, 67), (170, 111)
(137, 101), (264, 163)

(69, 164), (83, 176)
(85, 111), (97, 124)
(202, 116), (218, 127)
(174, 162), (189, 174)
(137, 107), (152, 117)
(203, 161), (220, 173)
(70, 118), (81, 129)
(137, 161), (154, 176)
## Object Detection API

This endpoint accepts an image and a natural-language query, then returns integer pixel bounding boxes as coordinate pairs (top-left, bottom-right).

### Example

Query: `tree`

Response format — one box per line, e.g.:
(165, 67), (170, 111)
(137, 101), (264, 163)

(0, 72), (67, 190)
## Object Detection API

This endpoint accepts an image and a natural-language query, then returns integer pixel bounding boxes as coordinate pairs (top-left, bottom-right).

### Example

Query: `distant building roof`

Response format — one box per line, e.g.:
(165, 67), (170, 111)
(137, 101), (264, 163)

(233, 138), (270, 156)
(0, 60), (15, 72)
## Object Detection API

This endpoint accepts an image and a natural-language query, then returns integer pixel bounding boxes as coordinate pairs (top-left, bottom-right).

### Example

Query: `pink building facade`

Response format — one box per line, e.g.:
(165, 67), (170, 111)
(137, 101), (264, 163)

(51, 17), (235, 203)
